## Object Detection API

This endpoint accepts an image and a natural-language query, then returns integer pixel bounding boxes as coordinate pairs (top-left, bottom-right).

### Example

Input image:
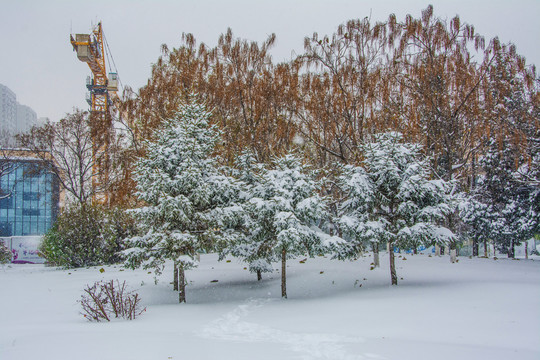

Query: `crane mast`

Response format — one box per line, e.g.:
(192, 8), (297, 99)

(70, 22), (118, 204)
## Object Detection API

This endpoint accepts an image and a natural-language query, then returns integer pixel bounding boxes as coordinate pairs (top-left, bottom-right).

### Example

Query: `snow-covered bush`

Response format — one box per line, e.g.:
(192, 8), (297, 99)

(80, 279), (145, 322)
(0, 240), (11, 264)
(39, 204), (135, 268)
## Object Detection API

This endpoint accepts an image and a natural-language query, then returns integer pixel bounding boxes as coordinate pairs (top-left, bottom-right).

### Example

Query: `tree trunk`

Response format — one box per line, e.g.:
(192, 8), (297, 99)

(173, 261), (179, 291)
(178, 265), (186, 303)
(450, 249), (457, 263)
(472, 238), (478, 257)
(435, 244), (441, 257)
(484, 239), (488, 257)
(508, 239), (515, 258)
(257, 269), (262, 281)
(389, 242), (397, 285)
(525, 241), (528, 260)
(372, 242), (380, 268)
(413, 246), (418, 255)
(281, 247), (287, 298)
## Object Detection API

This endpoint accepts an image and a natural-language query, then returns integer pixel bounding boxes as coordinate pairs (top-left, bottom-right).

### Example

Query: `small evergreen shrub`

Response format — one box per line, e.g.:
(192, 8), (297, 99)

(80, 279), (145, 321)
(0, 241), (11, 264)
(39, 204), (135, 268)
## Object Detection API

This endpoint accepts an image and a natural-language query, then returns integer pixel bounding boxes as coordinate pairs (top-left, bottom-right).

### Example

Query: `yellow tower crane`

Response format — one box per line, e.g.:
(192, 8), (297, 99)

(70, 22), (119, 204)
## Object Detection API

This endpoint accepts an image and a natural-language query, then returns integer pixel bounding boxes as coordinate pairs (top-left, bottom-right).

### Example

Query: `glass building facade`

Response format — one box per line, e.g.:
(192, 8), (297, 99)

(0, 159), (59, 237)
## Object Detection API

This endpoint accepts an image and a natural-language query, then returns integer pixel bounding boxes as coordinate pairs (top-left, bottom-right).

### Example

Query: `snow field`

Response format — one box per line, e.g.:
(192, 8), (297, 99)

(1, 252), (539, 360)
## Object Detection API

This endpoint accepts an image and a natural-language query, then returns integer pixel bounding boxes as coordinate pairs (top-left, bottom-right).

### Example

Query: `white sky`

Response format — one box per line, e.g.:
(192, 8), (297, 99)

(1, 0), (539, 122)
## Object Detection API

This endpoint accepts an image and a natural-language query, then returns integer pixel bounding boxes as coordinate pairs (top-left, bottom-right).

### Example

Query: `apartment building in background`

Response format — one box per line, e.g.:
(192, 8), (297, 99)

(0, 84), (17, 135)
(16, 104), (37, 134)
(0, 83), (40, 139)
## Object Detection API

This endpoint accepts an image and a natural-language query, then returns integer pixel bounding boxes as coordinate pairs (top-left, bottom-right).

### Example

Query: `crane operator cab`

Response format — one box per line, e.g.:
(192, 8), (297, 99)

(107, 73), (118, 92)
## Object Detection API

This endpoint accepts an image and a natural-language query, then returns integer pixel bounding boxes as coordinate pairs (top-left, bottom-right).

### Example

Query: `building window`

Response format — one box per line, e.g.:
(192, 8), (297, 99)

(0, 196), (12, 209)
(0, 221), (12, 237)
(22, 164), (42, 178)
(0, 157), (59, 237)
(22, 208), (40, 216)
(23, 192), (40, 201)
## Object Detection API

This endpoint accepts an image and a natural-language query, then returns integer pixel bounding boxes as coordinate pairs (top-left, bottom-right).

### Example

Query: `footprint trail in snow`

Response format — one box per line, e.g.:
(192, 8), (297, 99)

(199, 298), (381, 360)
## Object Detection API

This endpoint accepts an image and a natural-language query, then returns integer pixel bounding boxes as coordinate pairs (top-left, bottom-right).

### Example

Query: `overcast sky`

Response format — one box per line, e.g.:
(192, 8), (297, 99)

(1, 0), (539, 122)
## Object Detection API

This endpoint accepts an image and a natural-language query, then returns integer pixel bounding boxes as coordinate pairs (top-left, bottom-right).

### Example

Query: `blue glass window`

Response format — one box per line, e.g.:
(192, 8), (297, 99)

(0, 221), (11, 236)
(0, 196), (12, 209)
(23, 192), (40, 201)
(0, 158), (59, 237)
(23, 209), (40, 216)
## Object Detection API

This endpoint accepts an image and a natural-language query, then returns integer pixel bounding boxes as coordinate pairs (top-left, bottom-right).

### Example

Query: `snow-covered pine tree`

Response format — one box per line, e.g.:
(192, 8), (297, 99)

(232, 153), (330, 298)
(471, 41), (539, 257)
(123, 97), (241, 303)
(459, 196), (496, 257)
(474, 139), (537, 258)
(224, 151), (275, 281)
(338, 164), (384, 267)
(338, 132), (456, 285)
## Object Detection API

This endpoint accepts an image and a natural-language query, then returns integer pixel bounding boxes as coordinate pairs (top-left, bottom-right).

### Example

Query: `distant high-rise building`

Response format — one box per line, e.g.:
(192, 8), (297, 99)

(0, 84), (17, 135)
(16, 104), (37, 134)
(0, 83), (40, 137)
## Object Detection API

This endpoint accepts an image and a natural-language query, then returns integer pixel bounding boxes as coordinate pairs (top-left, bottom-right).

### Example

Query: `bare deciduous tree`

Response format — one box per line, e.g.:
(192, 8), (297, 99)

(298, 16), (394, 166)
(18, 110), (123, 205)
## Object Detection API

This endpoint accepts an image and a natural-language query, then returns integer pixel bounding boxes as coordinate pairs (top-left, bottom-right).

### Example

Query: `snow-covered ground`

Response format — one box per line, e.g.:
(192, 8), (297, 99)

(1, 252), (539, 360)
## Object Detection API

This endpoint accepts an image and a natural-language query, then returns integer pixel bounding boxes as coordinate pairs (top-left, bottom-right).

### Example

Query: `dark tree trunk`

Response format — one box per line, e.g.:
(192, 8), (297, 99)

(472, 238), (478, 257)
(281, 247), (287, 298)
(178, 265), (186, 303)
(173, 261), (179, 291)
(507, 239), (515, 258)
(389, 243), (397, 285)
(257, 269), (262, 281)
(372, 242), (380, 268)
(484, 239), (488, 257)
(413, 246), (418, 255)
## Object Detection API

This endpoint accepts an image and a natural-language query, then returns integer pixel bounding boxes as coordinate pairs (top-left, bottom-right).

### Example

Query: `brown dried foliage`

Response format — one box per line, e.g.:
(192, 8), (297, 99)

(114, 5), (537, 200)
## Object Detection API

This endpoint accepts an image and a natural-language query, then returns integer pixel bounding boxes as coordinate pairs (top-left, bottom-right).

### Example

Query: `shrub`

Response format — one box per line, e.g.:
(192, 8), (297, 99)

(39, 203), (135, 268)
(80, 279), (145, 321)
(0, 241), (11, 264)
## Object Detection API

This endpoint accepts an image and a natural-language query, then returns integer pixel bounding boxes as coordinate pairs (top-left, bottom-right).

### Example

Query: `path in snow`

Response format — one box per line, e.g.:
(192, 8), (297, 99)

(199, 298), (381, 360)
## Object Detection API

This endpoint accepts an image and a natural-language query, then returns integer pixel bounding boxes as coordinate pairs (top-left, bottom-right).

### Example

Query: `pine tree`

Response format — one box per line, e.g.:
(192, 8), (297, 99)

(230, 153), (330, 298)
(224, 151), (274, 281)
(338, 164), (383, 267)
(338, 132), (456, 284)
(475, 140), (536, 258)
(471, 42), (539, 257)
(459, 196), (496, 257)
(123, 98), (240, 303)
